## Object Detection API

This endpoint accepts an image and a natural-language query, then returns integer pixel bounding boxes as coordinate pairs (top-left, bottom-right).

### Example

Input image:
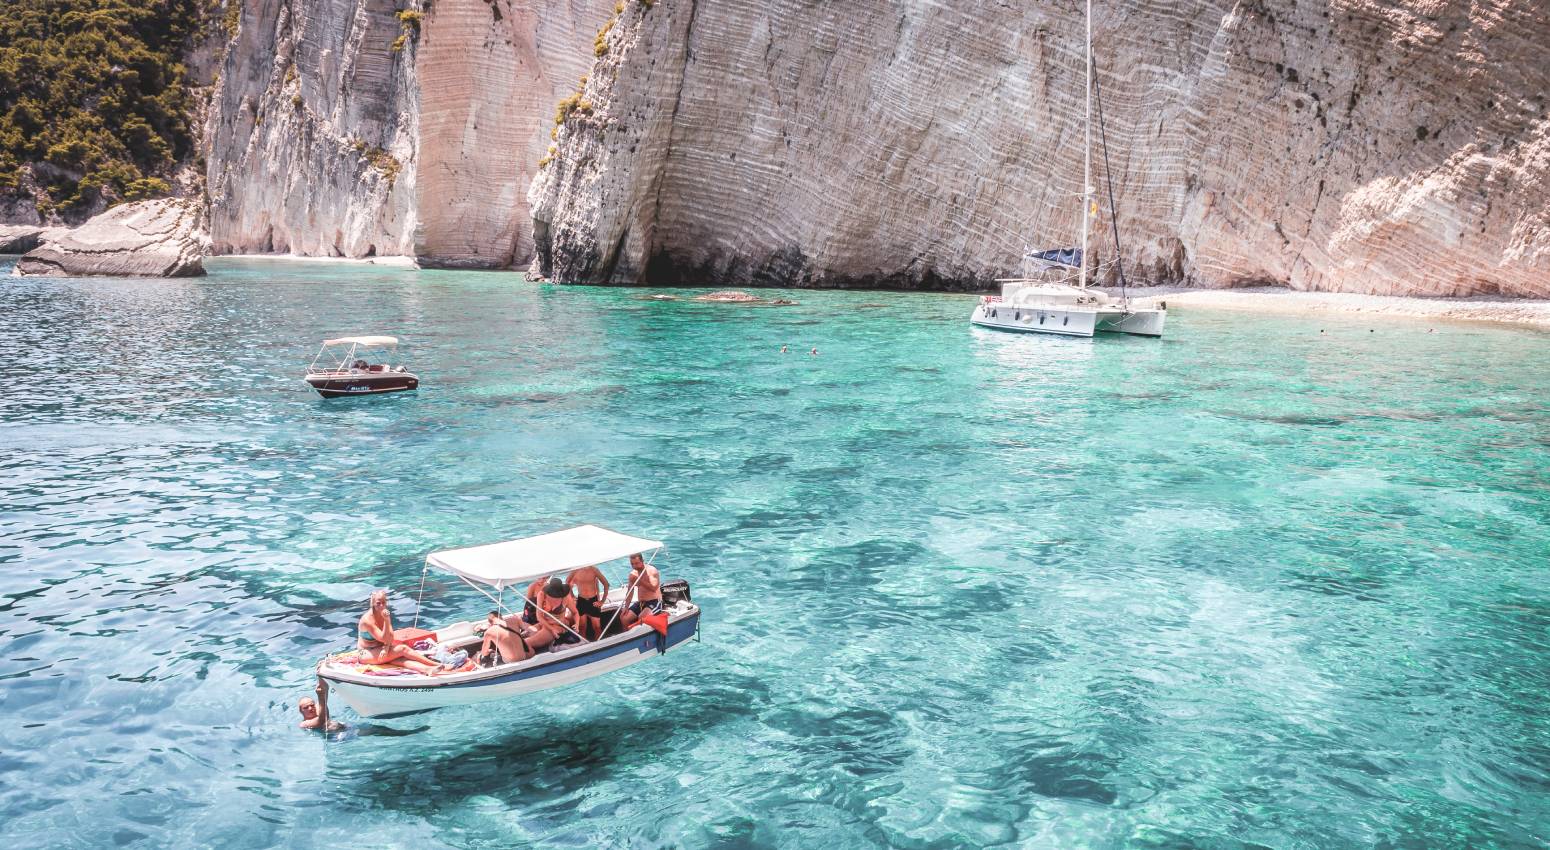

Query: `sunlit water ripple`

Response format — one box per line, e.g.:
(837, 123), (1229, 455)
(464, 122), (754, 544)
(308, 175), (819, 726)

(1, 257), (1547, 848)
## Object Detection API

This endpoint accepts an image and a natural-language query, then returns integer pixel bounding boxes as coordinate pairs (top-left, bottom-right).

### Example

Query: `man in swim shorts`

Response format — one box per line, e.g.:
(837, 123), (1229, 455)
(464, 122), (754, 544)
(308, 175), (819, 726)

(566, 564), (610, 640)
(619, 553), (662, 628)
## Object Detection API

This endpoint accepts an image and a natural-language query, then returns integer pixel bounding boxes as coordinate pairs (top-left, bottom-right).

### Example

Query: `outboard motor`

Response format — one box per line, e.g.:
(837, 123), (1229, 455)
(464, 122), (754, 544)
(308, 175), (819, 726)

(661, 579), (691, 606)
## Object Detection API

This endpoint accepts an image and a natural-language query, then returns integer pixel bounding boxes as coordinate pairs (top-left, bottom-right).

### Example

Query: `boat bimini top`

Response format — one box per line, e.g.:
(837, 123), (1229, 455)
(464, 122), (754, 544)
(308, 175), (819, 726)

(416, 524), (663, 619)
(323, 335), (399, 347)
(307, 335), (402, 372)
(427, 524), (662, 591)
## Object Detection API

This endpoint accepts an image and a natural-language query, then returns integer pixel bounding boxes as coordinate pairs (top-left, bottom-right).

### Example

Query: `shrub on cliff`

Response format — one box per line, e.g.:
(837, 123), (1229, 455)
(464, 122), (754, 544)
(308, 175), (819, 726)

(0, 0), (200, 221)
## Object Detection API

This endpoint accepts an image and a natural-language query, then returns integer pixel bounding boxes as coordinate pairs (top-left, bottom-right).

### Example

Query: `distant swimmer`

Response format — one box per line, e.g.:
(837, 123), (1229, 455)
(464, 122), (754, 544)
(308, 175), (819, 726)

(780, 345), (788, 354)
(810, 347), (818, 356)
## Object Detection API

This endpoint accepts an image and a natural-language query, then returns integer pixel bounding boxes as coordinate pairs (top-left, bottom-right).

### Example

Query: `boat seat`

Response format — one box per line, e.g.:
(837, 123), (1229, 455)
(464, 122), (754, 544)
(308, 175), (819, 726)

(394, 627), (436, 644)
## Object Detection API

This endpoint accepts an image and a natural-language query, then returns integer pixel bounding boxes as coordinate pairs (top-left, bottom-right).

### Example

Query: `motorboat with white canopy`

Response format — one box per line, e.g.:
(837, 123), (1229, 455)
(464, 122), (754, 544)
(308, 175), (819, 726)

(305, 335), (419, 398)
(317, 525), (700, 718)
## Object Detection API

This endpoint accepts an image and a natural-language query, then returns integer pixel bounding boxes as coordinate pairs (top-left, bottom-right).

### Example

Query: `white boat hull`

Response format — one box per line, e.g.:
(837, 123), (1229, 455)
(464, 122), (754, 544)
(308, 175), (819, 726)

(970, 301), (1165, 338)
(321, 607), (700, 718)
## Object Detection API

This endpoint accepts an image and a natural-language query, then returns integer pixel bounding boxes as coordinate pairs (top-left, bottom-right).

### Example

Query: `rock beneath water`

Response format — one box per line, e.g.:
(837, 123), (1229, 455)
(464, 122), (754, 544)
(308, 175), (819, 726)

(695, 290), (763, 302)
(15, 200), (207, 278)
(0, 225), (66, 255)
(690, 290), (797, 305)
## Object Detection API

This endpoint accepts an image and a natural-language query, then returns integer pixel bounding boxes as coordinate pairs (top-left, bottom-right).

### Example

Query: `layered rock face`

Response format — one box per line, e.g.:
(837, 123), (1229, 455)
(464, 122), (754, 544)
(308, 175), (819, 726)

(531, 0), (1550, 297)
(0, 224), (66, 255)
(208, 0), (611, 267)
(414, 0), (613, 267)
(206, 0), (419, 259)
(14, 200), (207, 278)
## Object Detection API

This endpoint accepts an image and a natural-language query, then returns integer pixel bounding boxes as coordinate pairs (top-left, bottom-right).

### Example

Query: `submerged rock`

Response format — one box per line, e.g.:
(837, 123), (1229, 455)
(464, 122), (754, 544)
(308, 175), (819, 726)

(695, 290), (763, 302)
(15, 199), (207, 278)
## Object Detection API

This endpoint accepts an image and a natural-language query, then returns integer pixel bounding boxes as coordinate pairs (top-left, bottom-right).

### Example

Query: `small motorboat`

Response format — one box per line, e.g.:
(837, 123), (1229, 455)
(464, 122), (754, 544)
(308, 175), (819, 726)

(304, 335), (419, 398)
(316, 525), (701, 718)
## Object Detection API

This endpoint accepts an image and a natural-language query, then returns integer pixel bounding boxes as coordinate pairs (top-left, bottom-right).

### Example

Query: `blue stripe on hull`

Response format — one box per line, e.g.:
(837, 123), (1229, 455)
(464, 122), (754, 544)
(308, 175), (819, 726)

(425, 610), (699, 691)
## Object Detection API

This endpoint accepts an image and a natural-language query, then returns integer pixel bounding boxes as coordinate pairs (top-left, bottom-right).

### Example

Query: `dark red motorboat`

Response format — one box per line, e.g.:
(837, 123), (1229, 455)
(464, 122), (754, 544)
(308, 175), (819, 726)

(305, 336), (419, 398)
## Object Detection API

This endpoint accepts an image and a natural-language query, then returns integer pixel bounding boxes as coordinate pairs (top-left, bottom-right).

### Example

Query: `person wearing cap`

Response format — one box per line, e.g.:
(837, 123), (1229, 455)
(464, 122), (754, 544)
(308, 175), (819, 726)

(532, 575), (580, 647)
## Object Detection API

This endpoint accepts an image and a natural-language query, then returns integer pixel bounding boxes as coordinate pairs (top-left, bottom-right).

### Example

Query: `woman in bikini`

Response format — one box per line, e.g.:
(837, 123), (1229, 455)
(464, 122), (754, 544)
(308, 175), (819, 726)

(476, 610), (536, 666)
(527, 576), (577, 649)
(357, 589), (444, 674)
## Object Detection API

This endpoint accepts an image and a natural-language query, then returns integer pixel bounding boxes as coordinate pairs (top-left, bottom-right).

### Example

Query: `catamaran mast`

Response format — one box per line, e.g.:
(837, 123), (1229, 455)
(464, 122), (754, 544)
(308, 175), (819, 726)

(1079, 0), (1092, 289)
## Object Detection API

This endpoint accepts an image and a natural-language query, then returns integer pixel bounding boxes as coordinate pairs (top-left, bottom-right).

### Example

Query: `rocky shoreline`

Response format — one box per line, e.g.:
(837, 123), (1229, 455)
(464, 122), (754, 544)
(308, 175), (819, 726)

(1120, 286), (1550, 331)
(11, 199), (206, 278)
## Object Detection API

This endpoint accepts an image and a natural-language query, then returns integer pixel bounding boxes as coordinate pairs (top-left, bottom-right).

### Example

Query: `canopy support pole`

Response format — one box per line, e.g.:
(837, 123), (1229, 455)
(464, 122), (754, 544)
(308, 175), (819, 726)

(412, 563), (429, 628)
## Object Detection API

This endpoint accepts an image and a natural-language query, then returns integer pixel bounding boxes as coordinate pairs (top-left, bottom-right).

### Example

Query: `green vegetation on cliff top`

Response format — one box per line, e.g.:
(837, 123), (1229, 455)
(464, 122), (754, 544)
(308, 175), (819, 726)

(0, 0), (201, 219)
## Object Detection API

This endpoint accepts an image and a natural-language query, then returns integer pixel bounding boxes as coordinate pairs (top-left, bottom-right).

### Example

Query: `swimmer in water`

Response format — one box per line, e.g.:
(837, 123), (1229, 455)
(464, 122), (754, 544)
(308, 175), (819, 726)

(300, 678), (344, 732)
(810, 347), (818, 356)
(781, 345), (788, 354)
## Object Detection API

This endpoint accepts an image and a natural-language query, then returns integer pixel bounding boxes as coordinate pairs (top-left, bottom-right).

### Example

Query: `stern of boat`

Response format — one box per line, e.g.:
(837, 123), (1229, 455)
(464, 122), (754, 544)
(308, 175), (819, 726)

(1096, 304), (1166, 337)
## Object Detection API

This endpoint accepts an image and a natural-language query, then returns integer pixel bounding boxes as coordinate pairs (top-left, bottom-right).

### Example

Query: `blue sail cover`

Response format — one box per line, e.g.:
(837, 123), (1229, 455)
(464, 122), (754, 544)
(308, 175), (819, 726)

(1025, 247), (1084, 269)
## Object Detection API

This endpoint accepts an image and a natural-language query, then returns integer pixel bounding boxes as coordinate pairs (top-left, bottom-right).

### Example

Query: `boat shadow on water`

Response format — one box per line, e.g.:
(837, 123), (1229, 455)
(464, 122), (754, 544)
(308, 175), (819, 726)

(321, 672), (764, 808)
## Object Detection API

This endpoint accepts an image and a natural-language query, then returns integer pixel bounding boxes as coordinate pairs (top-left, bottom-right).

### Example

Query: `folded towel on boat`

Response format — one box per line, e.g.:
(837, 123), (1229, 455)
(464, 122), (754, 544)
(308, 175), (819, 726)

(323, 649), (431, 676)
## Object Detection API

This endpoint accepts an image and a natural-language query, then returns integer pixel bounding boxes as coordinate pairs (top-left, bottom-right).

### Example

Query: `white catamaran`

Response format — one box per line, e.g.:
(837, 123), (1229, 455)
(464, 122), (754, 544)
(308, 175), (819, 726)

(970, 0), (1166, 339)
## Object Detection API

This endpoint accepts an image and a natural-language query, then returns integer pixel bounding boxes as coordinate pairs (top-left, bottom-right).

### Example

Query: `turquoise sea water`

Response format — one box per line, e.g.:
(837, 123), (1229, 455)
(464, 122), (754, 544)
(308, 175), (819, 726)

(1, 257), (1547, 849)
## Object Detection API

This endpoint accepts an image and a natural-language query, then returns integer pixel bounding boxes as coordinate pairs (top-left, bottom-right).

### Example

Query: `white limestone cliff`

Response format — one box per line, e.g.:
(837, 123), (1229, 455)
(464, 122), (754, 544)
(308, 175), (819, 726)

(529, 0), (1550, 297)
(206, 0), (419, 259)
(207, 0), (612, 267)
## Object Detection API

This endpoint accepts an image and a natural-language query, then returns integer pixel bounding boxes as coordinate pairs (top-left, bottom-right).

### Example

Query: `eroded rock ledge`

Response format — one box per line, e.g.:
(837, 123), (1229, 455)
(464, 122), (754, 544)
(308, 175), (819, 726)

(530, 0), (1550, 297)
(15, 199), (207, 278)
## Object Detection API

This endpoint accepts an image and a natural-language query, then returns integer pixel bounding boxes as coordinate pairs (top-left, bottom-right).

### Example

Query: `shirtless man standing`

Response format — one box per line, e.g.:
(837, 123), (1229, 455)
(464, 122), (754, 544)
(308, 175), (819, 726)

(619, 553), (662, 628)
(566, 564), (610, 640)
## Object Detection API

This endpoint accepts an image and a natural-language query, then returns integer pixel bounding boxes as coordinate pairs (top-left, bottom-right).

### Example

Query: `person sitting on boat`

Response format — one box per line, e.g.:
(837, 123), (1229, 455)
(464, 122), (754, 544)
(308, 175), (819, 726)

(566, 564), (610, 640)
(531, 576), (580, 647)
(521, 576), (546, 625)
(619, 554), (663, 628)
(352, 358), (368, 371)
(476, 610), (535, 666)
(357, 589), (444, 674)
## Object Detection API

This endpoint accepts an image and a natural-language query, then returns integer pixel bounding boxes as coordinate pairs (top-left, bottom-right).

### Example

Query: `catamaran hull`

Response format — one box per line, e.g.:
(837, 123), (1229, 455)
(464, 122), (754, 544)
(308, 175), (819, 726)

(323, 610), (700, 718)
(970, 303), (1165, 338)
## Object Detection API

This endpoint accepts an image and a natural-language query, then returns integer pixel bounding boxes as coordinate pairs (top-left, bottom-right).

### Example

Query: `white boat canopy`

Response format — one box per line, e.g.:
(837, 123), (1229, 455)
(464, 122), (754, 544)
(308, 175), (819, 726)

(323, 335), (399, 347)
(425, 524), (663, 590)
